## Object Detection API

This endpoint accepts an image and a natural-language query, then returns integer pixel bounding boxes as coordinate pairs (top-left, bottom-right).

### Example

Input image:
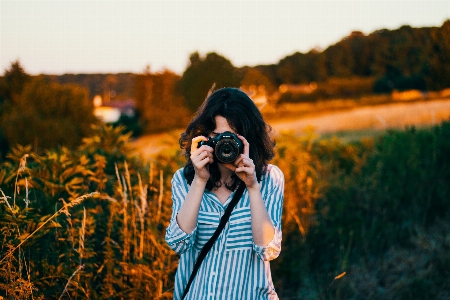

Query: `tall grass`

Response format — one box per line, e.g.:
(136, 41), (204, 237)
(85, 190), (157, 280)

(1, 121), (449, 299)
(0, 125), (178, 299)
(271, 121), (450, 299)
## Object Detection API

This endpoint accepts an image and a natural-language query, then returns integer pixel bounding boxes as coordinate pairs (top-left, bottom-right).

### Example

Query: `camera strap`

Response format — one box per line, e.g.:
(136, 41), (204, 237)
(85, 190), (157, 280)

(181, 183), (246, 299)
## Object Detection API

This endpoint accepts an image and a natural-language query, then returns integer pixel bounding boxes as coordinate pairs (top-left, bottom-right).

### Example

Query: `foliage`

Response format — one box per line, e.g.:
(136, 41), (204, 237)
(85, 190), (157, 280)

(278, 77), (376, 104)
(134, 69), (191, 133)
(0, 125), (178, 299)
(1, 111), (450, 299)
(426, 20), (450, 91)
(0, 61), (32, 158)
(0, 61), (31, 105)
(0, 74), (99, 152)
(177, 52), (241, 111)
(277, 50), (327, 84)
(239, 67), (277, 94)
(44, 73), (136, 101)
(271, 122), (450, 299)
(266, 20), (450, 93)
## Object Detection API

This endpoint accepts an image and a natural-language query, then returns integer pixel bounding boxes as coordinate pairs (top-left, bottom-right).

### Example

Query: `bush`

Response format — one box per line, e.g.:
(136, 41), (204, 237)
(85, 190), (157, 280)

(0, 125), (181, 299)
(0, 76), (98, 151)
(272, 122), (450, 299)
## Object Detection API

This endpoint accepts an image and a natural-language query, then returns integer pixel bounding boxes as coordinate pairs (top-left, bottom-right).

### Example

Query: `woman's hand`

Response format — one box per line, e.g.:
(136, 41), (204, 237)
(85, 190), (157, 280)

(223, 134), (258, 189)
(190, 136), (214, 183)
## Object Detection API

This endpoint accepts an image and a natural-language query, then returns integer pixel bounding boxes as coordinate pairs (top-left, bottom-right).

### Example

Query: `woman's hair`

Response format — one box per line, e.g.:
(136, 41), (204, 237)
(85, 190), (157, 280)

(180, 87), (275, 191)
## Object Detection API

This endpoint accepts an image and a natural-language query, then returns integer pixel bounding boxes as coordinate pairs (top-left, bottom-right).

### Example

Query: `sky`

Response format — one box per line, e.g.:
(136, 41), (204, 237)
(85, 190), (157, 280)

(1, 0), (449, 76)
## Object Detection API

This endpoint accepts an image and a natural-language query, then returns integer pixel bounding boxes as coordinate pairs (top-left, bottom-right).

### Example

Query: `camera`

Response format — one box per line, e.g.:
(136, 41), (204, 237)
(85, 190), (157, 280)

(198, 131), (244, 163)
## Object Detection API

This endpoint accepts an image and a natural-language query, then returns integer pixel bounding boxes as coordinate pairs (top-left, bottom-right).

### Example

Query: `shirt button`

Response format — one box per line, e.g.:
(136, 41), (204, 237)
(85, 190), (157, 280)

(211, 272), (216, 276)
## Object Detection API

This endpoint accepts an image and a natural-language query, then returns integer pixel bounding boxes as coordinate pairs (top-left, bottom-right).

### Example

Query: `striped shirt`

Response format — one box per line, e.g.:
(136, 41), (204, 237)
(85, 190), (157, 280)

(165, 164), (284, 300)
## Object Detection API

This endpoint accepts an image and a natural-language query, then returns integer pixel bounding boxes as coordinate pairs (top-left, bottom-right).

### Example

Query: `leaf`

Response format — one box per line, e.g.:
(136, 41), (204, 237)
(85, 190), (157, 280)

(48, 221), (62, 228)
(19, 232), (30, 240)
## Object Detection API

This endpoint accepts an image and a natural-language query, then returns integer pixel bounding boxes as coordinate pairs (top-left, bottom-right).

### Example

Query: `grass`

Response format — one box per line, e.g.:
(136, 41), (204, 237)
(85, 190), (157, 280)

(319, 128), (385, 143)
(0, 125), (178, 299)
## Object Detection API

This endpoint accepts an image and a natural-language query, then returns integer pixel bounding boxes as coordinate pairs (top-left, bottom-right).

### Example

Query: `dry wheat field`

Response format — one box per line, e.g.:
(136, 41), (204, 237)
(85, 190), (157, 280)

(132, 98), (450, 157)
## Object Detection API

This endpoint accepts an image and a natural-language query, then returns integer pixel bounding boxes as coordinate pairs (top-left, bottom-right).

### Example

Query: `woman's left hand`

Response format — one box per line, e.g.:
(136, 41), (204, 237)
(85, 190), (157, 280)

(222, 134), (258, 189)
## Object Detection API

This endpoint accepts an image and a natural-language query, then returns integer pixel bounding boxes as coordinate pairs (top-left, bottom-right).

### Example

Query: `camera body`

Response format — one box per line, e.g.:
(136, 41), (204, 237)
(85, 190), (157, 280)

(198, 131), (244, 163)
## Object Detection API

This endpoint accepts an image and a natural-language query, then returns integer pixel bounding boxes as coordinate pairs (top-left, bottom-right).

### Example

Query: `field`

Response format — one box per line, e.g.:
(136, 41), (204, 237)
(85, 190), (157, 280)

(2, 98), (450, 299)
(131, 98), (450, 156)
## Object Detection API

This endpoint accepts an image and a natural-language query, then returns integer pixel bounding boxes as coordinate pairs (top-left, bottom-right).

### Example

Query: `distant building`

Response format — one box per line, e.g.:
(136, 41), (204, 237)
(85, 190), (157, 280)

(93, 95), (136, 123)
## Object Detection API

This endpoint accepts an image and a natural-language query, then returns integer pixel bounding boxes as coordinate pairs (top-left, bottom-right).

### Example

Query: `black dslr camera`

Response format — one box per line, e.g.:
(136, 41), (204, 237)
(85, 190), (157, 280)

(198, 131), (244, 163)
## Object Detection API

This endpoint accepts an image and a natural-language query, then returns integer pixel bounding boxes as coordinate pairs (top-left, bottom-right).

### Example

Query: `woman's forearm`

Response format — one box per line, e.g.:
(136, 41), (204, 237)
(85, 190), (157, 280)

(175, 177), (207, 234)
(247, 183), (276, 246)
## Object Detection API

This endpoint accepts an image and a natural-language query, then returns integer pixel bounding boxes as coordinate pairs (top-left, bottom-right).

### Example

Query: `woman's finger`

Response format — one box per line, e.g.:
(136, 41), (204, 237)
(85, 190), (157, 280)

(191, 136), (208, 154)
(192, 150), (212, 164)
(237, 134), (250, 157)
(235, 166), (255, 175)
(233, 155), (244, 168)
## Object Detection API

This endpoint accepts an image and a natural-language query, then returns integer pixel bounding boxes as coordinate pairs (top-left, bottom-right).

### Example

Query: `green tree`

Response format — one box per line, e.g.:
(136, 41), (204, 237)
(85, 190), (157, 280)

(0, 60), (30, 104)
(1, 76), (98, 150)
(427, 19), (450, 90)
(277, 50), (327, 84)
(135, 69), (190, 133)
(177, 52), (240, 111)
(0, 61), (31, 157)
(240, 67), (276, 94)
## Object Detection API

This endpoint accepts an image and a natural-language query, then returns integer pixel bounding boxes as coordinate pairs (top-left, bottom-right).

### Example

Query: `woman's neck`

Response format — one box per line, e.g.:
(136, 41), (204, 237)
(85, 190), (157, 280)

(217, 163), (233, 181)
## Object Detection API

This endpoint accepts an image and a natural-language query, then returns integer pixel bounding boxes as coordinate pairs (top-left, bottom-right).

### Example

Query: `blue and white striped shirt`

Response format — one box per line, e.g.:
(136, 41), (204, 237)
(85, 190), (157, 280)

(165, 164), (284, 300)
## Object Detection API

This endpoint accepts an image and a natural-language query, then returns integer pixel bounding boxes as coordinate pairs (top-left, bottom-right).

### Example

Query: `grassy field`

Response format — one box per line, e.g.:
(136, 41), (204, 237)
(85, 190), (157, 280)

(132, 97), (450, 156)
(3, 107), (449, 299)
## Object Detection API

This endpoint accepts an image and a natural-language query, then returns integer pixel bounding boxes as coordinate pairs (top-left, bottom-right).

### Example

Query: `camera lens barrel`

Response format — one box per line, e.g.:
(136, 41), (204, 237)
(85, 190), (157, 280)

(197, 132), (243, 163)
(215, 139), (240, 163)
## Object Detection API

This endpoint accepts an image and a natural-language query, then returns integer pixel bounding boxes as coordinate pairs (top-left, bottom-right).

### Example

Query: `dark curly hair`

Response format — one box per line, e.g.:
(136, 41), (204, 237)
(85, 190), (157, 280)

(180, 87), (275, 191)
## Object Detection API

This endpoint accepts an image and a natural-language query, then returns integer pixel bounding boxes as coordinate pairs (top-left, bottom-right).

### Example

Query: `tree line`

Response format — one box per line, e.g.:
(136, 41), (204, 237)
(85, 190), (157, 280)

(0, 20), (449, 155)
(45, 19), (450, 99)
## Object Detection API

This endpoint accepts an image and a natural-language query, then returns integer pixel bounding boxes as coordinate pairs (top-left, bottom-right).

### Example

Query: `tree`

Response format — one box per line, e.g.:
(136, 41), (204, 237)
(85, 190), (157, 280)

(1, 76), (98, 150)
(240, 67), (276, 93)
(277, 50), (327, 84)
(427, 20), (450, 90)
(0, 61), (31, 157)
(135, 69), (190, 133)
(177, 52), (240, 111)
(0, 60), (30, 104)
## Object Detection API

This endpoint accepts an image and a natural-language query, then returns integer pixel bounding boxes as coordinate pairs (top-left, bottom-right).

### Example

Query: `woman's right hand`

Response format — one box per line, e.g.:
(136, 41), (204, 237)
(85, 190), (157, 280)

(190, 136), (214, 183)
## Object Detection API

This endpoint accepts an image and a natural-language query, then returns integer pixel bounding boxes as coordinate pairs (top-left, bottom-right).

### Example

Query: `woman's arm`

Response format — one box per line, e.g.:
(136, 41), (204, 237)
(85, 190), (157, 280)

(229, 135), (278, 246)
(165, 168), (209, 254)
(228, 135), (284, 260)
(247, 183), (276, 246)
(175, 177), (207, 233)
(252, 165), (284, 261)
(175, 136), (213, 232)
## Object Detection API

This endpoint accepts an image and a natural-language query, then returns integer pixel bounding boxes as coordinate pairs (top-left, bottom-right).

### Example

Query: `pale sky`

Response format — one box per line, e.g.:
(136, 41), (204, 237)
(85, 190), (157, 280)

(1, 0), (449, 75)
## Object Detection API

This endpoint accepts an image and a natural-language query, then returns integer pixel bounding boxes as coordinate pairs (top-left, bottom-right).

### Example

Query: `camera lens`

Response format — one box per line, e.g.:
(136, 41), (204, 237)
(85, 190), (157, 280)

(215, 139), (238, 163)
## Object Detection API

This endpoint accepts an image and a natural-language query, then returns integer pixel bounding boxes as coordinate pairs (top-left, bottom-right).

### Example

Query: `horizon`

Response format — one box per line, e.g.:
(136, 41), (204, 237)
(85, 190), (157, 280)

(1, 0), (449, 76)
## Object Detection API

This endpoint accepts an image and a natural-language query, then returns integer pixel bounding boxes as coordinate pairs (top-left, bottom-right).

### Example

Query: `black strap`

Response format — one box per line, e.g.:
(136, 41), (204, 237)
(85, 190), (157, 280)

(181, 183), (246, 299)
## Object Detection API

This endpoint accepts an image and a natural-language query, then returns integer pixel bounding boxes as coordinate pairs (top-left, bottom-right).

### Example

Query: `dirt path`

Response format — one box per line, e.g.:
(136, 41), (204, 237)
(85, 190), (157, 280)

(132, 99), (450, 157)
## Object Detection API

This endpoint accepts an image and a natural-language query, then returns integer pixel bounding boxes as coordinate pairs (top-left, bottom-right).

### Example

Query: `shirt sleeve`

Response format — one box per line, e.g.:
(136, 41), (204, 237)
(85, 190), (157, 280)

(165, 169), (198, 255)
(252, 165), (285, 261)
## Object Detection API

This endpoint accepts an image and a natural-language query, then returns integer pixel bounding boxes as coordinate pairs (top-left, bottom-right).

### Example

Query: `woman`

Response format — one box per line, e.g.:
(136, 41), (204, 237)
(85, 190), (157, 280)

(165, 87), (284, 299)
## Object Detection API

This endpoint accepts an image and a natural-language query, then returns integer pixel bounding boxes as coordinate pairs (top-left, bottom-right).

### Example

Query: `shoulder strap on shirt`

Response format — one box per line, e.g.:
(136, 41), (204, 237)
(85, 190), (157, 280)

(181, 183), (246, 299)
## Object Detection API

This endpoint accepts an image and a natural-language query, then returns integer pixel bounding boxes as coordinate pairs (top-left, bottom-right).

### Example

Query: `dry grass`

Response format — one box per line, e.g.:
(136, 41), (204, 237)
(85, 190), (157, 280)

(0, 141), (177, 298)
(131, 98), (450, 157)
(270, 98), (450, 135)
